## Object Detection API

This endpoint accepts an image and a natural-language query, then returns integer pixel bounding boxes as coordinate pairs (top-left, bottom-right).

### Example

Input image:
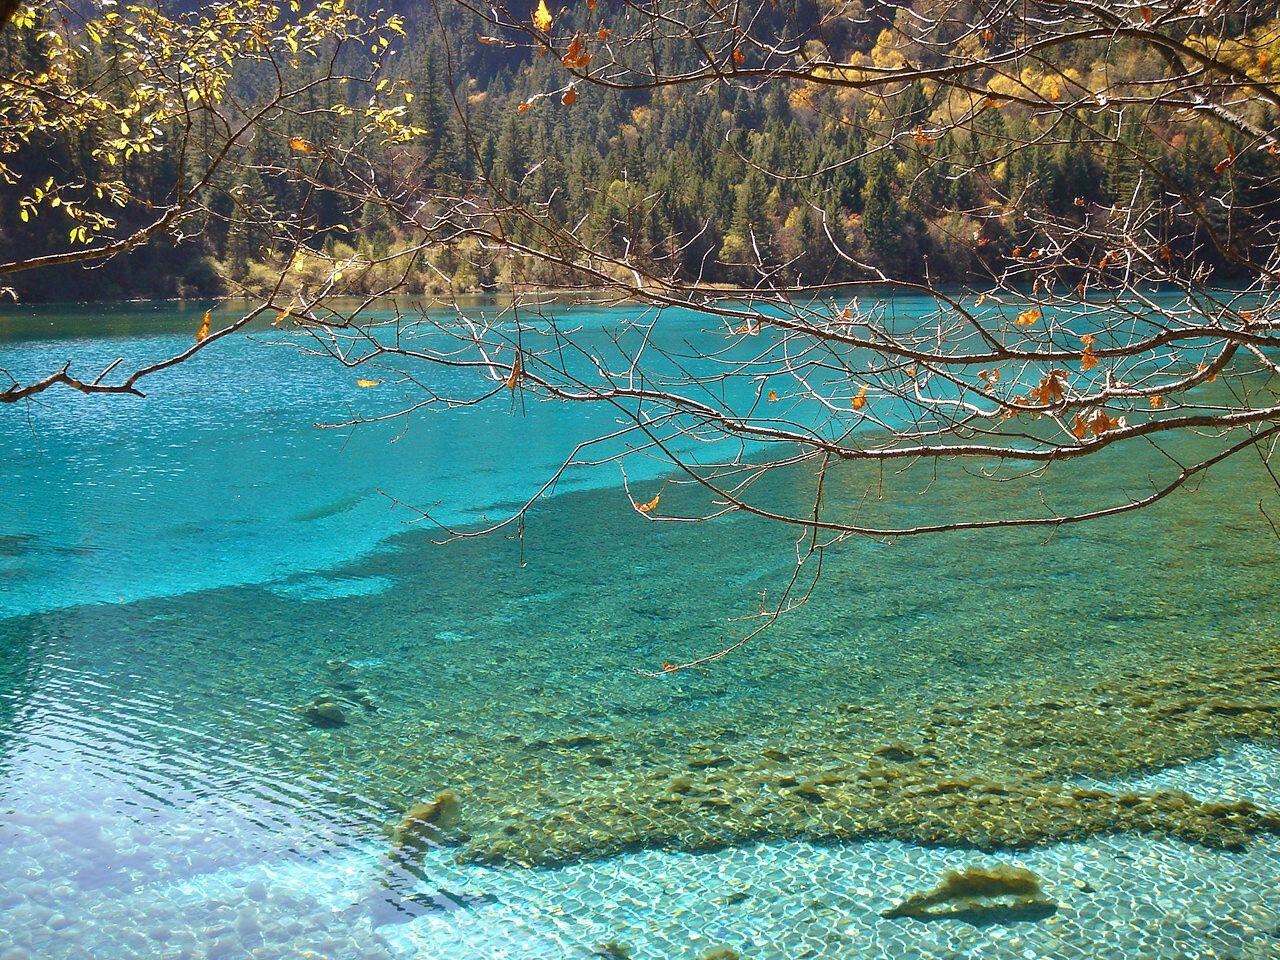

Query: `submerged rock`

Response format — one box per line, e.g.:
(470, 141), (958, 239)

(699, 948), (741, 960)
(295, 697), (347, 728)
(593, 942), (634, 959)
(881, 864), (1057, 924)
(392, 790), (461, 848)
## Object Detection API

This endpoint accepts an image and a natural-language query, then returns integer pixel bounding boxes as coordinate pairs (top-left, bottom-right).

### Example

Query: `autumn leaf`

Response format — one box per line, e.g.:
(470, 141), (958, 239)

(1080, 351), (1100, 371)
(196, 309), (211, 343)
(597, 27), (611, 39)
(1140, 4), (1153, 23)
(732, 47), (745, 65)
(517, 100), (532, 113)
(562, 86), (578, 105)
(288, 136), (315, 154)
(767, 388), (778, 402)
(586, 0), (596, 9)
(533, 0), (553, 31)
(1014, 306), (1042, 327)
(1149, 395), (1165, 408)
(635, 489), (661, 513)
(851, 385), (868, 410)
(562, 33), (591, 69)
(979, 368), (1000, 383)
(979, 27), (994, 41)
(506, 355), (522, 390)
(1029, 370), (1066, 405)
(913, 125), (934, 145)
(1089, 411), (1122, 434)
(356, 378), (381, 388)
(1071, 415), (1089, 439)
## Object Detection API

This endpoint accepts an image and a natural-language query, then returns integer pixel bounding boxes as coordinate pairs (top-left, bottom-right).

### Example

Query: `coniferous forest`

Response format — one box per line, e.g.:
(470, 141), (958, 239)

(0, 0), (1276, 300)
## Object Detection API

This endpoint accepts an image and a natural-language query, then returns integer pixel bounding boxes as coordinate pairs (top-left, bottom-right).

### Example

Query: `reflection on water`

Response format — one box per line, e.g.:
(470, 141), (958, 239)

(3, 300), (1280, 958)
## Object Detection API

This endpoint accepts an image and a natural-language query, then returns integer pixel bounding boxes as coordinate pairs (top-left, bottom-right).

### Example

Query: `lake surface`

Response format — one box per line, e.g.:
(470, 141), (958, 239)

(3, 299), (1280, 960)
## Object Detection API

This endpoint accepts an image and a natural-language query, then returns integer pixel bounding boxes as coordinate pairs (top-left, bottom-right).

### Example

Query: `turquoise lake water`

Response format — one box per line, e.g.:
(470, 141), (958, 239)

(3, 299), (1280, 959)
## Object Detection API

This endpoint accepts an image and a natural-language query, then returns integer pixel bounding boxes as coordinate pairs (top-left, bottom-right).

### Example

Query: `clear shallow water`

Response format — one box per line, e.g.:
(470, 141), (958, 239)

(3, 300), (1280, 958)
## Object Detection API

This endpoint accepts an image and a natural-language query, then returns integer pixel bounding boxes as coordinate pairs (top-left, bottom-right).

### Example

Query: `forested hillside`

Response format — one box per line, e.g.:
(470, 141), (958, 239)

(1, 0), (1276, 300)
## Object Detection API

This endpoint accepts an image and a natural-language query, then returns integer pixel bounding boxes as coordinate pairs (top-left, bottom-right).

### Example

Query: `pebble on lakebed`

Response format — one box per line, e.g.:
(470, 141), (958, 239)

(295, 697), (347, 728)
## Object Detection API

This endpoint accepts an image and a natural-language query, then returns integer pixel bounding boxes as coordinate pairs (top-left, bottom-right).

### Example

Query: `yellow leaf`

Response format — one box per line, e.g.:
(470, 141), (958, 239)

(356, 378), (381, 388)
(533, 0), (553, 31)
(852, 385), (868, 410)
(635, 490), (661, 513)
(506, 355), (522, 390)
(289, 137), (315, 153)
(196, 309), (211, 343)
(1014, 307), (1042, 327)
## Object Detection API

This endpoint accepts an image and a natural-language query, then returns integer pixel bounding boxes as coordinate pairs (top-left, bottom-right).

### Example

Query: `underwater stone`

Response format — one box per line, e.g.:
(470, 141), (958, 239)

(295, 698), (347, 728)
(873, 743), (918, 763)
(392, 790), (462, 848)
(593, 941), (634, 959)
(698, 948), (741, 960)
(881, 864), (1058, 924)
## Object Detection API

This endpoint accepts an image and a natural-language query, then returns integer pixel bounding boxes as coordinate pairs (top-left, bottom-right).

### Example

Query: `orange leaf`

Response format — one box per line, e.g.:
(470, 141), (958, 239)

(586, 0), (596, 9)
(1014, 307), (1042, 327)
(913, 125), (935, 145)
(979, 27), (994, 41)
(1089, 411), (1121, 434)
(1140, 4), (1153, 22)
(732, 47), (745, 64)
(636, 490), (661, 513)
(1071, 415), (1089, 439)
(1149, 395), (1165, 408)
(767, 388), (778, 402)
(562, 86), (578, 105)
(596, 27), (610, 39)
(517, 100), (532, 113)
(562, 33), (591, 69)
(506, 355), (522, 390)
(851, 385), (868, 410)
(1080, 351), (1099, 371)
(356, 378), (381, 388)
(196, 309), (211, 343)
(979, 368), (1000, 383)
(288, 137), (315, 154)
(1029, 371), (1065, 405)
